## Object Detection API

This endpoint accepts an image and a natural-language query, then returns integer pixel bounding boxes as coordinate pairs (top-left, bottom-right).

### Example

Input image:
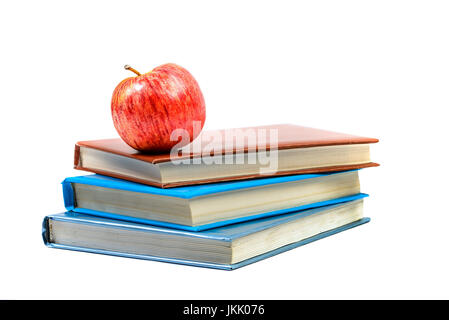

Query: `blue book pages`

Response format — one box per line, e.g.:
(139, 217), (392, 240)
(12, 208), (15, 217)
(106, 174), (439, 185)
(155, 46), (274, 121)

(43, 201), (370, 270)
(62, 171), (365, 231)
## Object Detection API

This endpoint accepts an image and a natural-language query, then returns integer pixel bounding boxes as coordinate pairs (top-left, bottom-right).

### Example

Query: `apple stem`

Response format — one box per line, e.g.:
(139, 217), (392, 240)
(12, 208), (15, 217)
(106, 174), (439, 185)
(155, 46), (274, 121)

(124, 65), (141, 76)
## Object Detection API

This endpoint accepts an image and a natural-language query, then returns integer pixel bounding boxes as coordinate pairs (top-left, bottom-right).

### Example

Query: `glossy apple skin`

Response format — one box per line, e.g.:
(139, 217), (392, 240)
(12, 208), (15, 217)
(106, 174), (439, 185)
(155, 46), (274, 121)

(111, 63), (206, 152)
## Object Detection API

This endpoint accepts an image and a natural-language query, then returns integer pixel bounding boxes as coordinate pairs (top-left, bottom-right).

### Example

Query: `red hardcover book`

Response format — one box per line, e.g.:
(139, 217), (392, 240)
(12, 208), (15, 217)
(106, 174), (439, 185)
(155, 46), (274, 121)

(74, 124), (379, 188)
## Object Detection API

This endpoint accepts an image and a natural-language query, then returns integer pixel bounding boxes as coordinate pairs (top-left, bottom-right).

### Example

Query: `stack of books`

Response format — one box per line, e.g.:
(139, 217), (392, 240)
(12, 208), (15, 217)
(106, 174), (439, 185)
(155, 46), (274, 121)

(42, 124), (379, 270)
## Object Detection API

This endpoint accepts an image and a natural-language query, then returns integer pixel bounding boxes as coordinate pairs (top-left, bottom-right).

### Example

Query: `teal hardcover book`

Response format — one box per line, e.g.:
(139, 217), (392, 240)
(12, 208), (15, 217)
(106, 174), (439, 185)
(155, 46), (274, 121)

(43, 199), (369, 270)
(62, 170), (364, 231)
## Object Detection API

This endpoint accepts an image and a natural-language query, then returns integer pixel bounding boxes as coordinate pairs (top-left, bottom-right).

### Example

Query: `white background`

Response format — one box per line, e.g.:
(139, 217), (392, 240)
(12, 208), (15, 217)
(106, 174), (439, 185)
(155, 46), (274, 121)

(1, 1), (448, 299)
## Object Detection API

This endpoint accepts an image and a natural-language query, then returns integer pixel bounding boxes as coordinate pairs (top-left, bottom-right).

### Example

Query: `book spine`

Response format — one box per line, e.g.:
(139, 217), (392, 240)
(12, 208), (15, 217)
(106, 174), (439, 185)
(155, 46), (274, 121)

(61, 180), (76, 211)
(42, 216), (51, 245)
(74, 144), (80, 168)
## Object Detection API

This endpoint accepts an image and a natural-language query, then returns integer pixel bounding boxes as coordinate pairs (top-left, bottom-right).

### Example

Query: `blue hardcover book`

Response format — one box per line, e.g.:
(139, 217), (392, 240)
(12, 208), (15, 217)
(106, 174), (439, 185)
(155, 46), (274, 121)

(62, 170), (364, 231)
(43, 199), (370, 270)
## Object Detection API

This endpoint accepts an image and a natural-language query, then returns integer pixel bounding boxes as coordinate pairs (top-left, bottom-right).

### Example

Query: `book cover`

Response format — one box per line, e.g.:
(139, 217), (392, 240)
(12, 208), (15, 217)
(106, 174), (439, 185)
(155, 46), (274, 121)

(75, 124), (379, 187)
(43, 200), (371, 270)
(62, 172), (368, 231)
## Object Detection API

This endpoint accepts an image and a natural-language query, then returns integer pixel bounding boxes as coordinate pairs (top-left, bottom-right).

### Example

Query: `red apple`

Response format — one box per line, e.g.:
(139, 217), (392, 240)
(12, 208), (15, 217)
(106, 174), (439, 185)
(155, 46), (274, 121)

(111, 63), (206, 152)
